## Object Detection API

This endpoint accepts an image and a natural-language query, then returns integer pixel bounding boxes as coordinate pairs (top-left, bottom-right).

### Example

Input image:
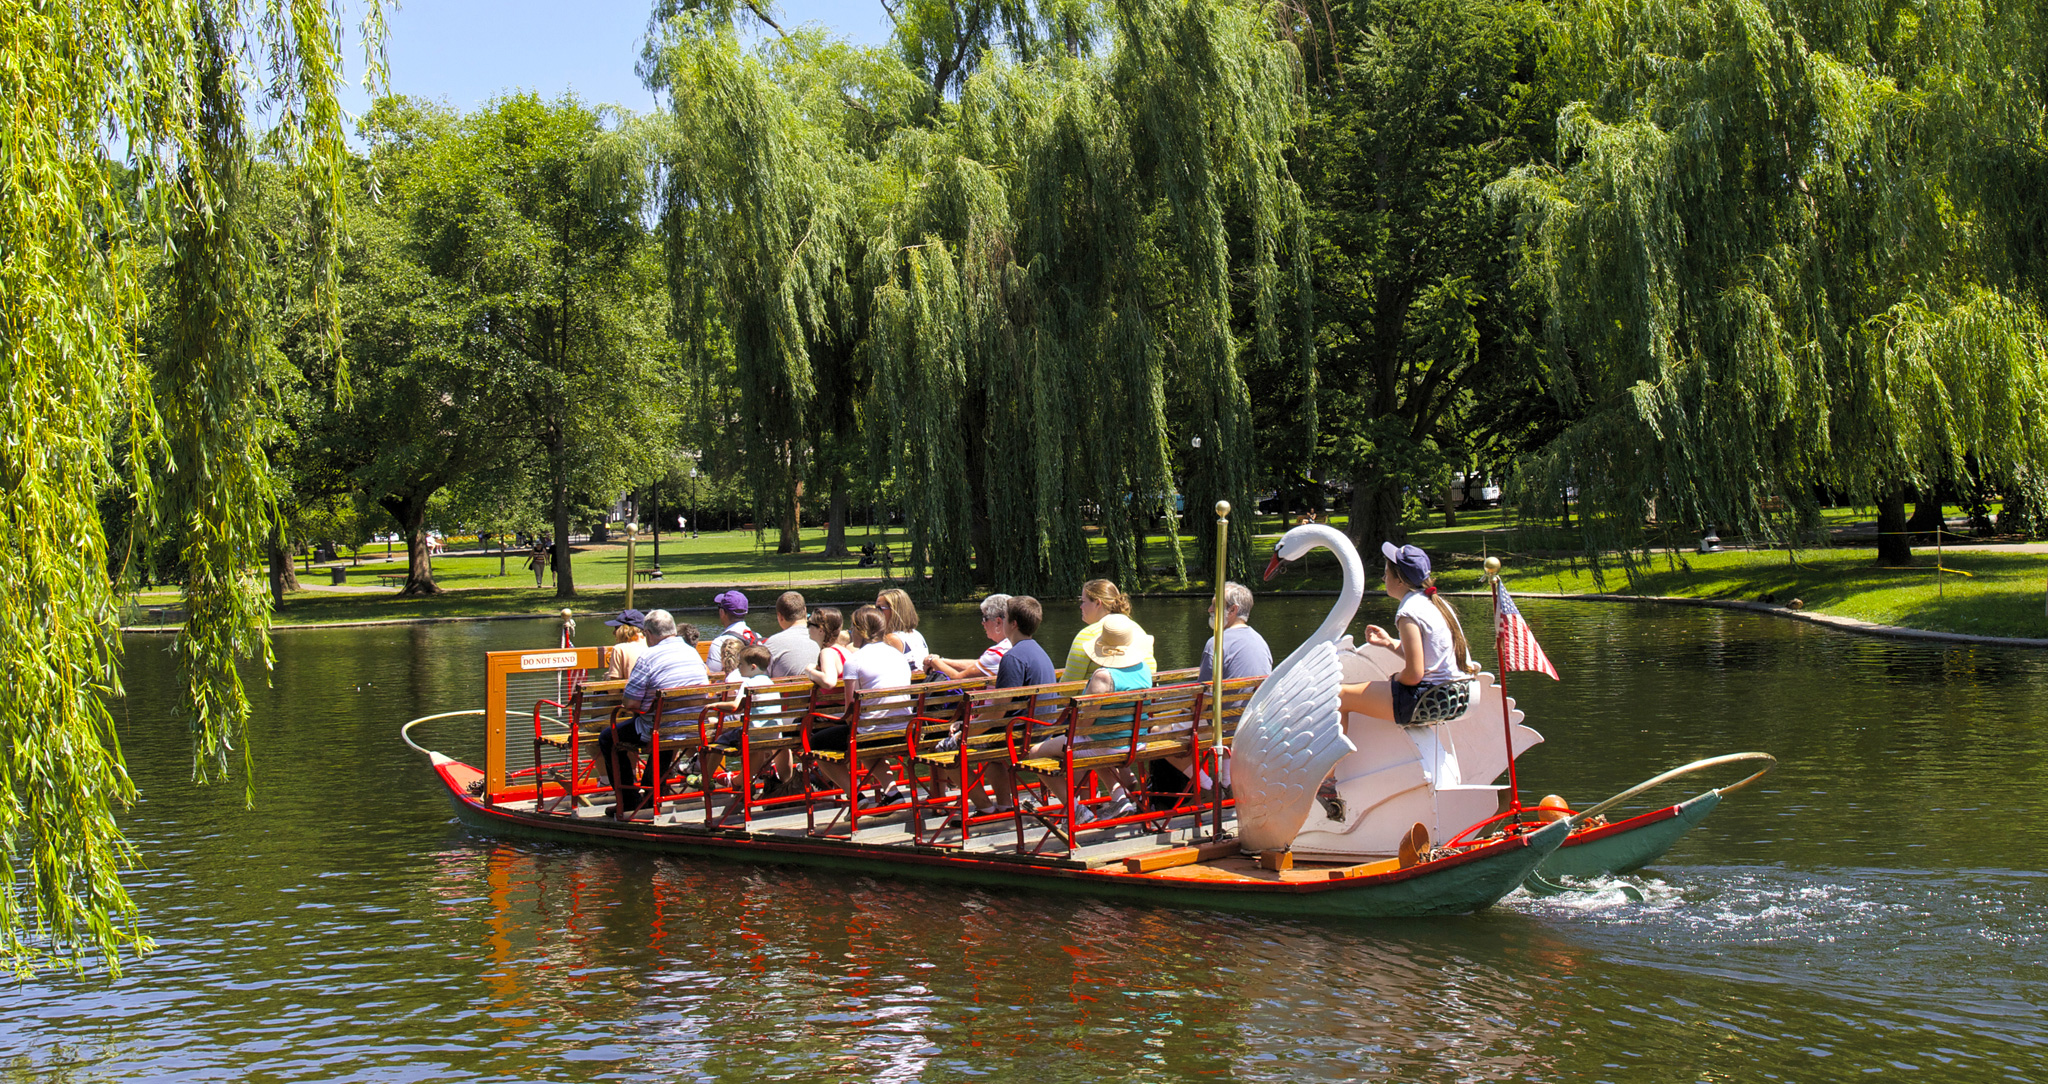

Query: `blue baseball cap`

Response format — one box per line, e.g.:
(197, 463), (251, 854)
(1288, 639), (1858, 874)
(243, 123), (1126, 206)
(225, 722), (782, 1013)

(1380, 542), (1431, 587)
(713, 589), (749, 615)
(605, 608), (645, 628)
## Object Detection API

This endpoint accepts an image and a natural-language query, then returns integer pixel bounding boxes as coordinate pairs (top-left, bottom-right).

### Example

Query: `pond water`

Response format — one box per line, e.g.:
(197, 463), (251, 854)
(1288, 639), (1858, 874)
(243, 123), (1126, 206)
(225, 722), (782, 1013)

(7, 595), (2047, 1082)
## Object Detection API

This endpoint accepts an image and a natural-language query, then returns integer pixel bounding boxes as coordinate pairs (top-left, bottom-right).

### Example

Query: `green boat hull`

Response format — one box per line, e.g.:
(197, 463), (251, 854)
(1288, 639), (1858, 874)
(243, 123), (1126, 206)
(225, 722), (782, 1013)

(434, 759), (1570, 919)
(1534, 790), (1722, 883)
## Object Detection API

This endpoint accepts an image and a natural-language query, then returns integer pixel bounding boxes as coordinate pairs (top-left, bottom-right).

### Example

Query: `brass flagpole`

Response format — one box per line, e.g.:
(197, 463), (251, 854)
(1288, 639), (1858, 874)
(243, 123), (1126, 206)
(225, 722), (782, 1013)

(1211, 500), (1231, 840)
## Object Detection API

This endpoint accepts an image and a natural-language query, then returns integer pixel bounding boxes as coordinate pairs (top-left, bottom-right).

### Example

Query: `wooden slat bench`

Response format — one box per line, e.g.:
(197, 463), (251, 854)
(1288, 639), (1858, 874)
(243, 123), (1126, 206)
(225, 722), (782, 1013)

(533, 679), (626, 813)
(635, 684), (731, 820)
(803, 674), (991, 838)
(1157, 676), (1264, 832)
(1012, 683), (1209, 856)
(702, 678), (819, 828)
(910, 679), (1085, 848)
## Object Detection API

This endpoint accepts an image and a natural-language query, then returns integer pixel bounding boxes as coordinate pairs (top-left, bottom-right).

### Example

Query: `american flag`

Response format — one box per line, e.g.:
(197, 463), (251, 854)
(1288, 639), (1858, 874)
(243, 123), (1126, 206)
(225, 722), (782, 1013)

(1492, 579), (1560, 680)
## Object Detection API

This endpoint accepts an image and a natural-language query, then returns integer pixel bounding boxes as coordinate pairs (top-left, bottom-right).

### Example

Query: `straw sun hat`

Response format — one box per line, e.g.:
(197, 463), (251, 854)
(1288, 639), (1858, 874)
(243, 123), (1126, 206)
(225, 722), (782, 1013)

(1083, 613), (1154, 668)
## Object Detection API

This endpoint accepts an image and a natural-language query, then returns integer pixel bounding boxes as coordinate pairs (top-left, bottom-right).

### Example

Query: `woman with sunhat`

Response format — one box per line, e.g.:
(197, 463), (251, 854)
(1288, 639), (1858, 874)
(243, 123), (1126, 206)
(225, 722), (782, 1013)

(1339, 542), (1480, 726)
(1029, 613), (1155, 823)
(1077, 613), (1154, 696)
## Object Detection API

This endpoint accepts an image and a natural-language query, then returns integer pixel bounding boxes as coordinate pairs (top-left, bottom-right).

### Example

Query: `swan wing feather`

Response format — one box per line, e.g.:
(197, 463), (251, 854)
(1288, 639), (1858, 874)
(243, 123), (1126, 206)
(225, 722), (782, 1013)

(1232, 640), (1355, 852)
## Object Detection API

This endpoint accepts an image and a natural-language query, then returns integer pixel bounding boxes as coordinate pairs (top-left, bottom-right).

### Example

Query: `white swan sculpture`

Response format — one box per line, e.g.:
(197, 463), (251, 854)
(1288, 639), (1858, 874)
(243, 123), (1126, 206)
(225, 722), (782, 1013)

(1230, 524), (1364, 852)
(1231, 525), (1545, 859)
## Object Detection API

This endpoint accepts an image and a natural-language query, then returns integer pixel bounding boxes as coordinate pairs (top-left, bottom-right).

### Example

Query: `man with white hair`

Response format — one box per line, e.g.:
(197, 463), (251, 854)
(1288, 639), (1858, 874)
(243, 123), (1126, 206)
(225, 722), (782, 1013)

(923, 593), (1012, 680)
(598, 607), (710, 818)
(1166, 581), (1271, 803)
(1198, 581), (1273, 683)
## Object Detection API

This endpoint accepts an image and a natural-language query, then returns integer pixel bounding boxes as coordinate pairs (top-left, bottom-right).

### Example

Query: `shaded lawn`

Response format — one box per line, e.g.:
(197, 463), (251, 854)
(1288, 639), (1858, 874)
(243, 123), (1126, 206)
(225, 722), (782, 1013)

(1201, 534), (2044, 640)
(128, 507), (2041, 639)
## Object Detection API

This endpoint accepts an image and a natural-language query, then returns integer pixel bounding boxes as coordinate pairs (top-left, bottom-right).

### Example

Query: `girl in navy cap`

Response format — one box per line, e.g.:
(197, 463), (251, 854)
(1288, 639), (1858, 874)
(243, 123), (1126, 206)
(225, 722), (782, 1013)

(1340, 543), (1480, 726)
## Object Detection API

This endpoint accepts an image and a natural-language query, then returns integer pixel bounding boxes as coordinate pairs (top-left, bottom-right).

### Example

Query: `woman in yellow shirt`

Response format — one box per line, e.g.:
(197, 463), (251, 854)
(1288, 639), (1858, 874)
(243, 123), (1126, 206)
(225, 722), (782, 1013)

(1061, 579), (1157, 679)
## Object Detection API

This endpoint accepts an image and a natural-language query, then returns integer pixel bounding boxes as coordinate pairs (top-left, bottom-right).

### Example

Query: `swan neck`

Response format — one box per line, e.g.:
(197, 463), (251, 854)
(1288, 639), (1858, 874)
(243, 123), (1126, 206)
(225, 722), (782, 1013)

(1307, 525), (1365, 644)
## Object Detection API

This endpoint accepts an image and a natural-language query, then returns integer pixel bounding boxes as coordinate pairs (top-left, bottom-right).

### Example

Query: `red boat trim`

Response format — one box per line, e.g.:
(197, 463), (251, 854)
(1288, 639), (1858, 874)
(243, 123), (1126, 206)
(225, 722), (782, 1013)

(1561, 803), (1681, 846)
(430, 758), (1544, 897)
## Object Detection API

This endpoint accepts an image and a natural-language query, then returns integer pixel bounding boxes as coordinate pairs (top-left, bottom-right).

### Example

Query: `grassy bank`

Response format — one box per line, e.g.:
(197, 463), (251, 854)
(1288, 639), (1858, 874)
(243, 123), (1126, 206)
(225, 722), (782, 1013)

(1253, 527), (2047, 641)
(123, 510), (2045, 641)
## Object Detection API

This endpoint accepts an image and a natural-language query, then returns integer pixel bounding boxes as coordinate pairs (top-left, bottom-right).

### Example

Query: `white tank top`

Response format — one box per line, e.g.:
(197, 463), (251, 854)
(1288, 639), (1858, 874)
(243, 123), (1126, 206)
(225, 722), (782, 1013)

(1396, 592), (1467, 684)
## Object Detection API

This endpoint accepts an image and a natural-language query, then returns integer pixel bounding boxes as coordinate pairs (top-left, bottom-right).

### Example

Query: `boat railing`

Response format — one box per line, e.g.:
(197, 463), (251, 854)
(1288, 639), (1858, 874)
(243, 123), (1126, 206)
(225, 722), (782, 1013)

(1445, 751), (1780, 847)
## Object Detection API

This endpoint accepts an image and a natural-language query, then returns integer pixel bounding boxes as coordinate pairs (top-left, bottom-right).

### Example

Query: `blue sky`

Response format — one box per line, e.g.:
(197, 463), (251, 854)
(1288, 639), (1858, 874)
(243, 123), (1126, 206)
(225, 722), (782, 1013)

(337, 1), (892, 121)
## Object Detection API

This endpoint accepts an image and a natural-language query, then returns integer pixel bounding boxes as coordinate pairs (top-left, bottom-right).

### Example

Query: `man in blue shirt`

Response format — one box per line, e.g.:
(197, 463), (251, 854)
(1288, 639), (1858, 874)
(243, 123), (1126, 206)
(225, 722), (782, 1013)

(994, 596), (1055, 688)
(1170, 581), (1273, 802)
(980, 596), (1056, 812)
(601, 608), (709, 818)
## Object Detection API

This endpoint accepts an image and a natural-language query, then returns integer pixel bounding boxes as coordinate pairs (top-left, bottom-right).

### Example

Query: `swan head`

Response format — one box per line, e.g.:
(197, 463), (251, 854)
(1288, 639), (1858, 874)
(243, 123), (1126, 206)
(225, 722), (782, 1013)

(1262, 523), (1344, 581)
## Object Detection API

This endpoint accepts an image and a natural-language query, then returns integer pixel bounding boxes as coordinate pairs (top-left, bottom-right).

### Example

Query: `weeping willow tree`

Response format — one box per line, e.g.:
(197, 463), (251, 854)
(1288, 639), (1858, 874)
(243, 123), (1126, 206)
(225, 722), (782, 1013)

(1491, 0), (2048, 568)
(1, 1), (379, 973)
(646, 0), (1310, 595)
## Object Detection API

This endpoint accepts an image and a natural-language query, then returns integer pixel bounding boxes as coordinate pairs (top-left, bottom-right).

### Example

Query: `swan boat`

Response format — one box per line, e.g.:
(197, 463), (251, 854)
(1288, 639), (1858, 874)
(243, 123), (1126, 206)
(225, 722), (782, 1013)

(1241, 524), (1774, 888)
(399, 521), (1765, 916)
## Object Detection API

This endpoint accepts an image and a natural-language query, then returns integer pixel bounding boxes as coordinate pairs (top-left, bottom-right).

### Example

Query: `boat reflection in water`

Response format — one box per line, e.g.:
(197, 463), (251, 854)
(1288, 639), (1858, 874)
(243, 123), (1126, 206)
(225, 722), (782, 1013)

(436, 840), (1598, 1081)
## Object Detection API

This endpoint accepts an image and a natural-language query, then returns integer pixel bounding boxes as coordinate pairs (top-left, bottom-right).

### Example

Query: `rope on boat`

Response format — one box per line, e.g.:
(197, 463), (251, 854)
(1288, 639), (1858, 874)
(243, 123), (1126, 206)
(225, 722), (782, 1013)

(400, 709), (491, 758)
(1567, 751), (1778, 828)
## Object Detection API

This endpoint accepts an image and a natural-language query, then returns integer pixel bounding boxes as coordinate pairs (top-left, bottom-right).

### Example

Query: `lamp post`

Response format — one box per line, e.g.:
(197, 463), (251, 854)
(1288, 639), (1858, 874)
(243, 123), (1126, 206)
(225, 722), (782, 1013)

(688, 455), (700, 538)
(624, 521), (639, 609)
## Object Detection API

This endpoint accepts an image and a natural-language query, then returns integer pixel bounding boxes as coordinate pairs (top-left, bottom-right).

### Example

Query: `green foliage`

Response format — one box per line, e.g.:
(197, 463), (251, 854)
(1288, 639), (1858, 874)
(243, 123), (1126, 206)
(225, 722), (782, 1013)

(0, 0), (377, 973)
(1492, 0), (2048, 566)
(321, 94), (671, 597)
(1302, 0), (1558, 544)
(645, 0), (1311, 596)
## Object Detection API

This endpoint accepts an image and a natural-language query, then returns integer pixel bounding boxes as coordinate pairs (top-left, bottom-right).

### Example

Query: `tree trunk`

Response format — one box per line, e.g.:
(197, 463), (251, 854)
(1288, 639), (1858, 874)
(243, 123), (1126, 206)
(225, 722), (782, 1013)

(551, 464), (576, 599)
(823, 472), (849, 558)
(404, 526), (442, 594)
(1875, 487), (1913, 565)
(1997, 489), (2033, 536)
(777, 470), (802, 554)
(378, 494), (444, 596)
(1349, 470), (1406, 550)
(1907, 489), (1944, 537)
(266, 534), (299, 606)
(1441, 482), (1459, 528)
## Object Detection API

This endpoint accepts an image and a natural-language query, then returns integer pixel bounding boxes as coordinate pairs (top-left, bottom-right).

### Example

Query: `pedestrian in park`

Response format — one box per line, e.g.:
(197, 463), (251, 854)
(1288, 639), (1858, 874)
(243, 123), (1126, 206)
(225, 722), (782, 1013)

(526, 544), (547, 588)
(765, 591), (820, 679)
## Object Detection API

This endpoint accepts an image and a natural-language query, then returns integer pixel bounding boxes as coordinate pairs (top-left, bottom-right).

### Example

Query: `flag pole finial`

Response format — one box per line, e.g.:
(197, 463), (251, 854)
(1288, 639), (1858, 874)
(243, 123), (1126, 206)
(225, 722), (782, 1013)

(1483, 556), (1502, 579)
